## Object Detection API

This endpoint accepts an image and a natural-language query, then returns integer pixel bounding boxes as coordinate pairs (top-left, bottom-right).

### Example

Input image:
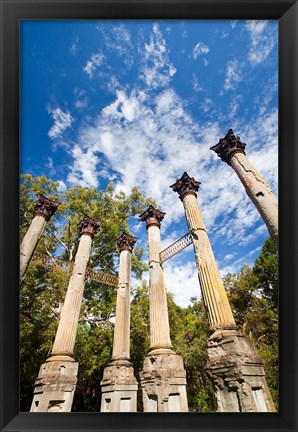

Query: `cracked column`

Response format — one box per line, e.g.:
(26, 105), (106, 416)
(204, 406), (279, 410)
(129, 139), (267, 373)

(100, 232), (138, 412)
(211, 129), (278, 246)
(20, 194), (60, 284)
(30, 215), (100, 412)
(139, 205), (188, 412)
(170, 172), (275, 412)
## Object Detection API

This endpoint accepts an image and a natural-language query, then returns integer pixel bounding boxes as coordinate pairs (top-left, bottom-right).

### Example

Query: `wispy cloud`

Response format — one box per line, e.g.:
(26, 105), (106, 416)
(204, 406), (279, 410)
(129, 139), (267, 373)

(139, 23), (177, 89)
(48, 107), (74, 139)
(83, 52), (105, 78)
(69, 36), (79, 56)
(223, 59), (243, 91)
(193, 42), (209, 59)
(245, 20), (276, 66)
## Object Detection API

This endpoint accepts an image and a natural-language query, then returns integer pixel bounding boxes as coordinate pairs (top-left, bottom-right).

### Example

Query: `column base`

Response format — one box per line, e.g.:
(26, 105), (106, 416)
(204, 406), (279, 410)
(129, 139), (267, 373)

(100, 360), (138, 412)
(30, 360), (79, 412)
(140, 353), (188, 412)
(206, 329), (276, 412)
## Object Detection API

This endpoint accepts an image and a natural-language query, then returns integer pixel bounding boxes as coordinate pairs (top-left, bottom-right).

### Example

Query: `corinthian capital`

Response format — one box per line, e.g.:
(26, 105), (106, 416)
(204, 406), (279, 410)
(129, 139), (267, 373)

(34, 194), (60, 221)
(211, 129), (246, 165)
(116, 232), (138, 253)
(139, 205), (166, 229)
(78, 215), (100, 238)
(170, 172), (201, 201)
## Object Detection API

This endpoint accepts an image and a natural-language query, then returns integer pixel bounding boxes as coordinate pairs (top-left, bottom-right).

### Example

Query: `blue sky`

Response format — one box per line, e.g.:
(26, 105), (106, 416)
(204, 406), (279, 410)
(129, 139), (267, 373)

(20, 20), (278, 307)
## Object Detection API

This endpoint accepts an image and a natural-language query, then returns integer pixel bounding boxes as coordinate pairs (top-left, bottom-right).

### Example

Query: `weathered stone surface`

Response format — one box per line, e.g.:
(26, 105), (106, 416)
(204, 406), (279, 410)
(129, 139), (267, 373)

(171, 174), (236, 330)
(230, 152), (278, 245)
(20, 215), (47, 283)
(211, 130), (278, 246)
(140, 353), (188, 412)
(50, 232), (93, 359)
(100, 362), (138, 412)
(101, 237), (138, 412)
(206, 329), (276, 412)
(30, 360), (78, 412)
(31, 214), (98, 412)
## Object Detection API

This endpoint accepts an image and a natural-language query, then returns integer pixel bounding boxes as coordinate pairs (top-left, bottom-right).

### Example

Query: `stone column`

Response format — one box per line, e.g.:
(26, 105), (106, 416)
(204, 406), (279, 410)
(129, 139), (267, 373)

(170, 172), (236, 331)
(211, 129), (278, 246)
(170, 172), (275, 412)
(100, 232), (138, 412)
(30, 215), (100, 412)
(139, 206), (188, 412)
(20, 194), (60, 284)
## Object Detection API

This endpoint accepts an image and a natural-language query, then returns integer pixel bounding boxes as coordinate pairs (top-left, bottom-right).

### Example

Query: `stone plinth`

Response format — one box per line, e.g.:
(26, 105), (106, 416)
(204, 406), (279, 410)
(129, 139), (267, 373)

(100, 361), (138, 412)
(206, 329), (276, 412)
(211, 129), (278, 246)
(140, 353), (188, 412)
(30, 360), (78, 412)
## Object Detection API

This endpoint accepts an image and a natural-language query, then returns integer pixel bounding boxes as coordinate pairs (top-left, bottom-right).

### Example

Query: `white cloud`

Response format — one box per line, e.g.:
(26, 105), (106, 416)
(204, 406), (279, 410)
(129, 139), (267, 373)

(57, 180), (67, 192)
(223, 59), (243, 91)
(83, 52), (105, 78)
(48, 107), (74, 139)
(139, 23), (177, 89)
(103, 24), (134, 67)
(164, 260), (201, 307)
(69, 37), (79, 56)
(245, 20), (276, 66)
(193, 42), (209, 59)
(192, 74), (203, 92)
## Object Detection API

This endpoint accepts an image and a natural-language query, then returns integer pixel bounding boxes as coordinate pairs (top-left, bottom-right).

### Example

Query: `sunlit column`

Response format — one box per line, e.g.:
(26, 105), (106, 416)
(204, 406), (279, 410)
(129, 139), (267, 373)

(139, 205), (174, 354)
(211, 129), (278, 246)
(170, 172), (236, 330)
(49, 215), (100, 360)
(20, 194), (60, 283)
(30, 214), (99, 413)
(111, 232), (137, 361)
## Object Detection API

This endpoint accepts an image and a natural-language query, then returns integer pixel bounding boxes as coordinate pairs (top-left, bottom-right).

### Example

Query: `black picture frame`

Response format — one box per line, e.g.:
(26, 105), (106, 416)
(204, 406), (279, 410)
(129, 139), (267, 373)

(0, 0), (297, 431)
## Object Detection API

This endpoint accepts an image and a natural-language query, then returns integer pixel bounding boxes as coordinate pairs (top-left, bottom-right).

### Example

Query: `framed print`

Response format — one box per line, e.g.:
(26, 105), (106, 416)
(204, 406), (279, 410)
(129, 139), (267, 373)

(0, 0), (297, 431)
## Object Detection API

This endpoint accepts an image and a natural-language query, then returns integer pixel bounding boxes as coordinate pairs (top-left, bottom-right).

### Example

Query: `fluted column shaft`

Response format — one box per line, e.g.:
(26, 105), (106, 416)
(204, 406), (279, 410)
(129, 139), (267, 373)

(20, 215), (47, 282)
(182, 194), (236, 330)
(49, 233), (92, 360)
(147, 225), (173, 352)
(112, 250), (131, 361)
(230, 153), (278, 245)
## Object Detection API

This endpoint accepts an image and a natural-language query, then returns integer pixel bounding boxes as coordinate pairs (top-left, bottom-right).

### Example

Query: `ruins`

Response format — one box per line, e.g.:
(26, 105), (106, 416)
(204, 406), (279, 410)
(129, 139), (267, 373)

(170, 172), (276, 412)
(20, 194), (60, 284)
(100, 232), (138, 412)
(21, 131), (278, 412)
(211, 129), (278, 246)
(139, 206), (188, 412)
(30, 214), (100, 412)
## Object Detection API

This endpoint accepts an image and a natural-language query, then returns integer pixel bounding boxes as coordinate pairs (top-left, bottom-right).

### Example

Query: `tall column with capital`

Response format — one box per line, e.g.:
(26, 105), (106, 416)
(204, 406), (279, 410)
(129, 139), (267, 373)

(170, 172), (236, 331)
(20, 194), (60, 284)
(100, 232), (138, 412)
(30, 215), (100, 412)
(139, 206), (188, 412)
(211, 129), (278, 246)
(170, 173), (275, 412)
